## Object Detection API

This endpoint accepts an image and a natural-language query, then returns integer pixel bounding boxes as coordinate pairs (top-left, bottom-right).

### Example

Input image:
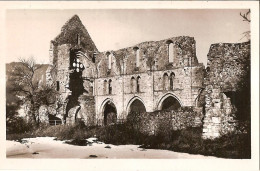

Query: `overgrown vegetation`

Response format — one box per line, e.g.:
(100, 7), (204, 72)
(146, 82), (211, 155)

(6, 120), (250, 159)
(6, 58), (58, 132)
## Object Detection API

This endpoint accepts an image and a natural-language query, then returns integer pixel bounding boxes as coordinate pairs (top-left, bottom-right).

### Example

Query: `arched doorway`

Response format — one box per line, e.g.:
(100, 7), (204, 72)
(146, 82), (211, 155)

(103, 101), (117, 126)
(127, 98), (146, 121)
(128, 99), (146, 114)
(161, 96), (181, 110)
(158, 94), (182, 111)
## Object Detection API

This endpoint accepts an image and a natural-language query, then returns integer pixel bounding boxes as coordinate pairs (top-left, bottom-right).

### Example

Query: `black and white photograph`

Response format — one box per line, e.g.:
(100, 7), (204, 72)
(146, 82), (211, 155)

(0, 1), (259, 171)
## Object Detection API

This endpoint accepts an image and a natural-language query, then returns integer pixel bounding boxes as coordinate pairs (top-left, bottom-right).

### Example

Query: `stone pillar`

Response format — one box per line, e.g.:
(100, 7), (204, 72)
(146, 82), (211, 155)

(202, 86), (222, 139)
(202, 86), (236, 139)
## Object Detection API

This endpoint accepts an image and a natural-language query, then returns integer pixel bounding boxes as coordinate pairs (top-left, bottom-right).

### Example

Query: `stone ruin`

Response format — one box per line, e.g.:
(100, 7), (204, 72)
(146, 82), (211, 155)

(42, 15), (250, 139)
(202, 42), (250, 138)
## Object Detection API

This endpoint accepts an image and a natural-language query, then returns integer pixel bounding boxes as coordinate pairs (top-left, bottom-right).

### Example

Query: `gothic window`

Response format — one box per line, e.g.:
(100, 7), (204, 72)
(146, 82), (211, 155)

(163, 73), (169, 90)
(108, 79), (112, 94)
(104, 80), (107, 95)
(134, 47), (140, 68)
(106, 52), (112, 70)
(170, 72), (175, 90)
(166, 40), (174, 63)
(72, 57), (84, 72)
(131, 77), (136, 93)
(56, 81), (60, 91)
(137, 76), (141, 93)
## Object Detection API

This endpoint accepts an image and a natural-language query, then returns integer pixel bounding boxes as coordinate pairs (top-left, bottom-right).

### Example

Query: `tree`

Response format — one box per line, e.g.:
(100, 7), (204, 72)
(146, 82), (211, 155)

(240, 9), (251, 41)
(9, 57), (56, 127)
(240, 9), (251, 23)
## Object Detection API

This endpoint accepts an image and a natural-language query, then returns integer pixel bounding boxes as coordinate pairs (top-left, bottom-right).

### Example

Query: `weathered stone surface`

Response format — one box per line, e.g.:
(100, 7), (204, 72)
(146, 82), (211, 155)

(45, 15), (250, 140)
(48, 15), (205, 125)
(202, 41), (250, 139)
(130, 107), (203, 135)
(67, 106), (80, 125)
(38, 105), (49, 124)
(77, 95), (96, 126)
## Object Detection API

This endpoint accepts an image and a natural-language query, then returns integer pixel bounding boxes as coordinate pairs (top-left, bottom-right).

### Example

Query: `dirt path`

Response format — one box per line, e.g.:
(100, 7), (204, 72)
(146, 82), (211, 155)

(6, 137), (217, 159)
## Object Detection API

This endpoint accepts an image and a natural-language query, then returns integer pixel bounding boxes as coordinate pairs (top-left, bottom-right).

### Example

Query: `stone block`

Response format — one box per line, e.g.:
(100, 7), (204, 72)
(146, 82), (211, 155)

(212, 117), (221, 124)
(203, 128), (208, 133)
(214, 102), (222, 109)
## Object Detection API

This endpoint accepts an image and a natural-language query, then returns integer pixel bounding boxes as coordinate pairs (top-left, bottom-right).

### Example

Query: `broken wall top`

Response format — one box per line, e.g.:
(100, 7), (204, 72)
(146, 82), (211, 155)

(96, 36), (201, 77)
(206, 41), (250, 92)
(51, 15), (98, 54)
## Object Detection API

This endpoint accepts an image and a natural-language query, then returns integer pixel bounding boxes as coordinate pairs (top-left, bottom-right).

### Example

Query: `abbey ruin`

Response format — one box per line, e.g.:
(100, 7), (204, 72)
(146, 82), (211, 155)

(44, 15), (250, 139)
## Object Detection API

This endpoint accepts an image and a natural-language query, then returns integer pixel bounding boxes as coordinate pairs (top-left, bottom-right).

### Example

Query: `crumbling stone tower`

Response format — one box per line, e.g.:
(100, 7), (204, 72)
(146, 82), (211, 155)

(202, 42), (250, 139)
(47, 15), (98, 125)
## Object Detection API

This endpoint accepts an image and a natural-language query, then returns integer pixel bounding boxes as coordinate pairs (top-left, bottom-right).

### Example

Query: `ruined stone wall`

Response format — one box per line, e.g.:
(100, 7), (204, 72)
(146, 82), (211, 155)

(202, 41), (250, 139)
(46, 15), (205, 127)
(77, 95), (96, 126)
(129, 107), (203, 136)
(96, 36), (199, 77)
(153, 65), (204, 109)
(47, 15), (98, 124)
(95, 36), (205, 125)
(95, 72), (154, 123)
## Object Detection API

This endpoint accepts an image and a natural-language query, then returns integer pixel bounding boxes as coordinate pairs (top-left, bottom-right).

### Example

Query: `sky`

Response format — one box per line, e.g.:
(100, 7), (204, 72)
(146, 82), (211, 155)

(5, 9), (250, 66)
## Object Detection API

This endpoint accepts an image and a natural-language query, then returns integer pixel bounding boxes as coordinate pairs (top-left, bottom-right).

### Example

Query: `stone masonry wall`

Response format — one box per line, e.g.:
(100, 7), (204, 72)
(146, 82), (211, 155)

(129, 107), (203, 136)
(96, 36), (199, 78)
(95, 36), (205, 124)
(47, 15), (98, 124)
(202, 41), (250, 139)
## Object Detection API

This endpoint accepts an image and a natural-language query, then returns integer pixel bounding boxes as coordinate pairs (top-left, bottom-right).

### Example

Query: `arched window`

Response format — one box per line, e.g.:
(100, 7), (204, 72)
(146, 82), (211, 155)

(131, 77), (136, 93)
(163, 73), (169, 90)
(169, 43), (174, 63)
(170, 72), (175, 90)
(137, 76), (141, 93)
(134, 47), (140, 68)
(106, 52), (112, 70)
(108, 79), (112, 94)
(166, 40), (174, 63)
(104, 80), (107, 95)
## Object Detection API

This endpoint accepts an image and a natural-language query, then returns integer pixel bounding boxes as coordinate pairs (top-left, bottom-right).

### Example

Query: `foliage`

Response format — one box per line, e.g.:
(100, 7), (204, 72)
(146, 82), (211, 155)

(6, 120), (250, 159)
(7, 57), (57, 127)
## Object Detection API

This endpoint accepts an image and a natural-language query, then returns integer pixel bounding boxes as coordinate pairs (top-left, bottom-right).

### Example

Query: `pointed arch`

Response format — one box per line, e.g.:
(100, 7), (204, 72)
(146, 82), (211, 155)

(157, 93), (183, 110)
(131, 76), (136, 93)
(137, 76), (141, 93)
(126, 96), (146, 115)
(100, 98), (117, 126)
(103, 80), (107, 95)
(108, 79), (112, 94)
(170, 72), (175, 90)
(166, 40), (174, 63)
(106, 52), (112, 70)
(163, 73), (169, 90)
(133, 47), (140, 67)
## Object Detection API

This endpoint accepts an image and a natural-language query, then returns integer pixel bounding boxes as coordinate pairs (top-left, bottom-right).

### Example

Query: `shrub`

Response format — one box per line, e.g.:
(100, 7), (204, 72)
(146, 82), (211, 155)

(6, 119), (250, 159)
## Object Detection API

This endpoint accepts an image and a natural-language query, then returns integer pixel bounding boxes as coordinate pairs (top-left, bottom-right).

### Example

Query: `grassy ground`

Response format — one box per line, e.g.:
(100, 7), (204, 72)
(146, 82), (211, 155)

(6, 122), (250, 159)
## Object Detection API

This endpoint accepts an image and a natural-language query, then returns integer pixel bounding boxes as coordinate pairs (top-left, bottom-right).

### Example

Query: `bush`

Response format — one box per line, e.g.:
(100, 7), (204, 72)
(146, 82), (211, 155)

(6, 120), (250, 159)
(6, 117), (33, 134)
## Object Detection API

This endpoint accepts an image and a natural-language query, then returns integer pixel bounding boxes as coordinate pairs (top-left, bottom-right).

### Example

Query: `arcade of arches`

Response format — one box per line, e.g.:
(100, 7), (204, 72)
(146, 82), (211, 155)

(101, 95), (182, 124)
